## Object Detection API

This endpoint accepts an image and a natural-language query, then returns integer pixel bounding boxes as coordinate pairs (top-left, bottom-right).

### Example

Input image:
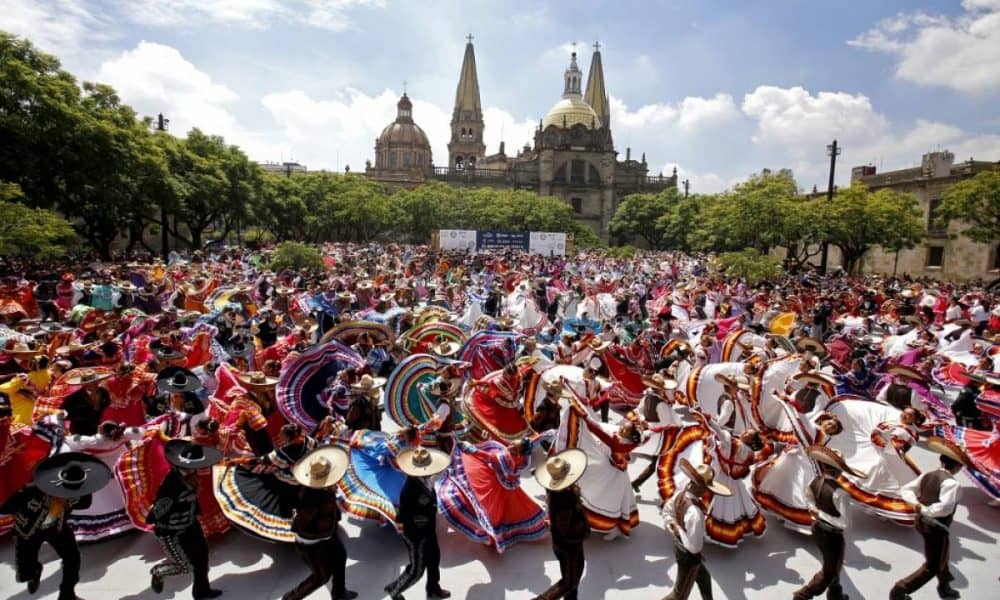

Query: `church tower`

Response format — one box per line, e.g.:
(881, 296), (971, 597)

(448, 36), (486, 171)
(584, 43), (611, 143)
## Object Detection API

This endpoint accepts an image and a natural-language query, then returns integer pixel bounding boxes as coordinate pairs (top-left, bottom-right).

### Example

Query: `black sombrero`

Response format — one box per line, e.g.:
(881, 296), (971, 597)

(156, 367), (204, 394)
(34, 452), (113, 499)
(165, 440), (223, 470)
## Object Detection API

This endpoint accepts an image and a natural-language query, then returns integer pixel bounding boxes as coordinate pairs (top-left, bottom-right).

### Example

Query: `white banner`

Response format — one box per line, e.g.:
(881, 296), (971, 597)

(439, 229), (477, 251)
(529, 231), (566, 257)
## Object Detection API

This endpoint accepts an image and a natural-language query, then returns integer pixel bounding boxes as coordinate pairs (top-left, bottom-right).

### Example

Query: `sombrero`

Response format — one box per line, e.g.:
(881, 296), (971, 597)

(806, 445), (867, 478)
(395, 446), (450, 477)
(153, 345), (185, 361)
(292, 446), (349, 489)
(56, 341), (90, 355)
(543, 379), (566, 396)
(643, 373), (679, 392)
(925, 436), (974, 468)
(430, 340), (461, 357)
(950, 319), (973, 328)
(165, 440), (223, 470)
(350, 374), (386, 398)
(238, 370), (280, 390)
(793, 371), (836, 388)
(887, 364), (927, 382)
(65, 368), (112, 386)
(535, 449), (587, 491)
(156, 367), (203, 394)
(588, 338), (610, 352)
(795, 336), (828, 357)
(714, 373), (750, 391)
(9, 342), (42, 358)
(678, 458), (731, 496)
(33, 452), (113, 499)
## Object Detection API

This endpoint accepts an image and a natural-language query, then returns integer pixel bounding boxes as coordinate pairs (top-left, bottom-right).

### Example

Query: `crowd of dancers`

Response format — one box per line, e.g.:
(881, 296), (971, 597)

(0, 244), (998, 600)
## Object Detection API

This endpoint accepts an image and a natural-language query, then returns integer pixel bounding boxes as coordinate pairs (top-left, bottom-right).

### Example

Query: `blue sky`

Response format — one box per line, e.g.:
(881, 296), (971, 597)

(3, 0), (998, 192)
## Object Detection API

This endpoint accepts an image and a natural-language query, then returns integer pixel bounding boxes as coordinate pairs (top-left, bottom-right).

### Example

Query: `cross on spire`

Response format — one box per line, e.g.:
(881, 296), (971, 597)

(466, 33), (474, 44)
(403, 80), (407, 94)
(593, 41), (601, 52)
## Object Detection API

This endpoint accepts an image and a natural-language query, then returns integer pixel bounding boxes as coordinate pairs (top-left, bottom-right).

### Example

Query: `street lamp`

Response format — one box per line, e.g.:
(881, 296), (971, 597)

(155, 113), (170, 261)
(819, 139), (840, 274)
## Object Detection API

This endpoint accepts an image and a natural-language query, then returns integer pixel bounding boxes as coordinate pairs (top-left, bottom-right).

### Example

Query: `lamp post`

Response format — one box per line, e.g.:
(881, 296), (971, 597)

(155, 113), (170, 261)
(819, 139), (840, 274)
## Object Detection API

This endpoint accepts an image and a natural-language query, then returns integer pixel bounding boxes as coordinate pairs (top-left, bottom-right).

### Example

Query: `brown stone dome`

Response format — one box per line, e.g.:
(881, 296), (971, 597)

(374, 93), (433, 171)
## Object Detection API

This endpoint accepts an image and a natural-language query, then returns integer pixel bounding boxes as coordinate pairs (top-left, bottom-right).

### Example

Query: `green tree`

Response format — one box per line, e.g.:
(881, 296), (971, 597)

(393, 182), (462, 243)
(0, 33), (82, 209)
(936, 168), (1000, 243)
(824, 182), (924, 274)
(713, 248), (784, 284)
(0, 182), (76, 256)
(695, 169), (799, 253)
(270, 241), (325, 274)
(609, 189), (677, 249)
(654, 193), (704, 251)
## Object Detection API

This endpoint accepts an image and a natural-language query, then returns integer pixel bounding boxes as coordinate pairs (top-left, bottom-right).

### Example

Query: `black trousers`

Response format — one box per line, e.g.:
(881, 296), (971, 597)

(794, 521), (845, 599)
(15, 525), (80, 600)
(152, 523), (212, 595)
(283, 534), (349, 600)
(894, 517), (953, 595)
(665, 544), (712, 600)
(535, 542), (585, 600)
(386, 528), (441, 596)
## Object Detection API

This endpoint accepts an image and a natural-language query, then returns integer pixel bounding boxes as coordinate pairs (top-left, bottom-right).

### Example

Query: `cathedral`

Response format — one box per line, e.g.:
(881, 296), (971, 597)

(365, 39), (676, 240)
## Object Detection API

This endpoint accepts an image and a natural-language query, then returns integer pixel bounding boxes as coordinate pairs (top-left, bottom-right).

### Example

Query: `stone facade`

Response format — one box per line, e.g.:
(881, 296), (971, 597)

(853, 152), (999, 282)
(365, 41), (676, 240)
(773, 152), (999, 282)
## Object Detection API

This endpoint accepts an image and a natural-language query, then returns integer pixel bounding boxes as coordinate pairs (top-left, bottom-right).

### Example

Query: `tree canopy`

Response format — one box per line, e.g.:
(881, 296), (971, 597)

(936, 168), (1000, 244)
(0, 182), (76, 257)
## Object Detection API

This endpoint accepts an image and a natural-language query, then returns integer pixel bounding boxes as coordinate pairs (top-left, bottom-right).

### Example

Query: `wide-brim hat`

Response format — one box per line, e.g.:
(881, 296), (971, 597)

(543, 379), (566, 396)
(793, 371), (836, 388)
(807, 445), (867, 478)
(351, 373), (386, 391)
(154, 345), (186, 361)
(156, 367), (203, 393)
(9, 342), (42, 358)
(588, 338), (610, 352)
(887, 364), (927, 382)
(795, 336), (828, 357)
(714, 373), (750, 391)
(644, 373), (678, 392)
(950, 319), (973, 328)
(34, 452), (113, 499)
(275, 286), (297, 296)
(430, 340), (461, 357)
(925, 436), (974, 469)
(679, 458), (732, 496)
(64, 368), (112, 386)
(165, 439), (223, 470)
(237, 370), (279, 389)
(535, 449), (587, 491)
(292, 446), (349, 488)
(396, 446), (451, 477)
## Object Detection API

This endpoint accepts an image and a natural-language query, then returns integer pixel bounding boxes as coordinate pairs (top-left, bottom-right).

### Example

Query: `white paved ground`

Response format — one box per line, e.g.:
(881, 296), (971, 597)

(2, 439), (997, 600)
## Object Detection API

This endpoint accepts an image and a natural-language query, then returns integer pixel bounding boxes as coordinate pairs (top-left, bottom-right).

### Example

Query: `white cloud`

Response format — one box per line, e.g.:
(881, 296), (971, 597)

(848, 2), (1000, 94)
(120, 0), (383, 31)
(676, 93), (739, 131)
(671, 166), (743, 194)
(740, 84), (1000, 180)
(0, 0), (112, 59)
(96, 41), (275, 159)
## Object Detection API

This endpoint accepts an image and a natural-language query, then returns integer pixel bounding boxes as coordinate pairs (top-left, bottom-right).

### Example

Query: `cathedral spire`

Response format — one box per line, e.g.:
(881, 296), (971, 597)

(585, 41), (610, 132)
(449, 35), (485, 170)
(453, 35), (482, 118)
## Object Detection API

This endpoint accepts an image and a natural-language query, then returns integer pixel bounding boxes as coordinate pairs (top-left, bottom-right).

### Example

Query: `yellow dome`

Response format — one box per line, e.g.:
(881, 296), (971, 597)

(542, 96), (601, 130)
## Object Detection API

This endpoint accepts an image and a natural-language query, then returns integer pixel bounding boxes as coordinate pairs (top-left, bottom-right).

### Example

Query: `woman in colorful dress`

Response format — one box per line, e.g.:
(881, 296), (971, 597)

(752, 405), (846, 534)
(437, 434), (550, 553)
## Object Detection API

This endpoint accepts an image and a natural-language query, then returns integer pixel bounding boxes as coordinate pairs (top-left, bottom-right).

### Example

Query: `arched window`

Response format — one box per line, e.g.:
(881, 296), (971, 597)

(389, 152), (397, 168)
(455, 156), (464, 170)
(469, 156), (476, 169)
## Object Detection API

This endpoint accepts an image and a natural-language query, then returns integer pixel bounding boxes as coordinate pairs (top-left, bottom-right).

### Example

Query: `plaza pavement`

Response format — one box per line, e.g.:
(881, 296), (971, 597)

(2, 419), (997, 600)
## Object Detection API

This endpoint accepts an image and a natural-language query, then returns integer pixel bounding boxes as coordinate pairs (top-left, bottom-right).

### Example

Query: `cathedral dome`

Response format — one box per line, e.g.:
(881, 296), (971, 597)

(542, 96), (601, 130)
(541, 51), (601, 130)
(378, 94), (431, 148)
(373, 93), (433, 172)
